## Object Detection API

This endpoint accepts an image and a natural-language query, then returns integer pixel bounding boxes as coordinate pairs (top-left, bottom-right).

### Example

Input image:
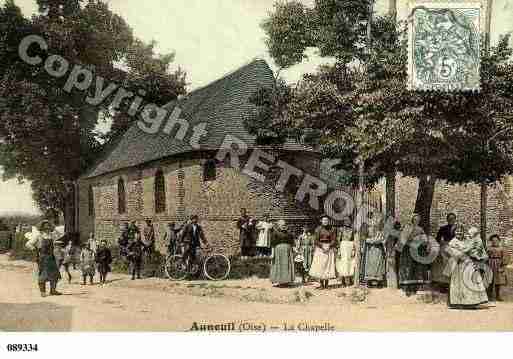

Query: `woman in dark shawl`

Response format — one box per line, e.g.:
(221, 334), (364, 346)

(270, 219), (295, 287)
(397, 214), (430, 296)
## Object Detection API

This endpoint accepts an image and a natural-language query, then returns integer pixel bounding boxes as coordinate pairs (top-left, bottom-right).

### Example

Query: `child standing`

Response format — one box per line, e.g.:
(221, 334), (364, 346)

(54, 239), (73, 283)
(256, 214), (273, 257)
(336, 226), (355, 287)
(87, 232), (98, 255)
(80, 245), (96, 285)
(294, 235), (306, 284)
(297, 225), (315, 283)
(487, 234), (508, 301)
(95, 240), (112, 284)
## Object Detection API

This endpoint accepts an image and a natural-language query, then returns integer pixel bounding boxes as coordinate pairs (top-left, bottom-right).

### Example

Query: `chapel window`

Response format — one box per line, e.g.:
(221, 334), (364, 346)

(118, 178), (126, 214)
(155, 169), (166, 213)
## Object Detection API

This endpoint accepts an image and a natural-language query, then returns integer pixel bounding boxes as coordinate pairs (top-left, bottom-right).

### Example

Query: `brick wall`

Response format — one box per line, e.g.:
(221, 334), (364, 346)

(78, 151), (321, 256)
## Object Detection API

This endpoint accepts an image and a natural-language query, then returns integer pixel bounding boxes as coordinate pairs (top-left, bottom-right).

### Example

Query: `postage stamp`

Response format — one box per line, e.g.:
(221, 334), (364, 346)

(408, 0), (485, 91)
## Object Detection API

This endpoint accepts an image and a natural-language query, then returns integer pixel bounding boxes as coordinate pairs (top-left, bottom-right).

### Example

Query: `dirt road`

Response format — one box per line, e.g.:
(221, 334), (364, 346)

(1, 254), (513, 331)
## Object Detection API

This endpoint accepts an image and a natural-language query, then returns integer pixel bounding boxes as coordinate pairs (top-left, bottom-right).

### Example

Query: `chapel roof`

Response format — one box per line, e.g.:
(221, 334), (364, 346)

(82, 59), (312, 179)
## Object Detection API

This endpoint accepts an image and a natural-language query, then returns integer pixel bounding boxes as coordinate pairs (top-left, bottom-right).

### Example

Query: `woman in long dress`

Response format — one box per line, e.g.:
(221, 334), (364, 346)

(336, 227), (355, 287)
(364, 230), (386, 286)
(25, 220), (62, 297)
(445, 227), (488, 309)
(256, 214), (273, 257)
(270, 220), (295, 287)
(309, 217), (337, 289)
(385, 221), (402, 289)
(397, 214), (430, 296)
(432, 213), (458, 289)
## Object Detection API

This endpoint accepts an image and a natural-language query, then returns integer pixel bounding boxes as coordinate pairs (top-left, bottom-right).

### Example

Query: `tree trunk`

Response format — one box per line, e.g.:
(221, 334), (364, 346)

(353, 161), (365, 286)
(414, 175), (436, 234)
(385, 168), (397, 288)
(480, 182), (488, 245)
(353, 0), (376, 287)
(385, 170), (396, 220)
(389, 0), (397, 22)
(485, 0), (493, 50)
(63, 185), (77, 234)
(481, 0), (492, 244)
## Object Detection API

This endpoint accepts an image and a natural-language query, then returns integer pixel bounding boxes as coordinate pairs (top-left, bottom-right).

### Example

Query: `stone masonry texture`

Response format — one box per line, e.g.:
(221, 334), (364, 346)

(78, 151), (320, 256)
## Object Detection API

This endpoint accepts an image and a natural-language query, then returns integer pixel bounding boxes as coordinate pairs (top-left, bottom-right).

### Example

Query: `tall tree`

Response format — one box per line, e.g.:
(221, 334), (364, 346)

(481, 0), (494, 241)
(258, 1), (513, 236)
(385, 0), (397, 220)
(0, 0), (187, 231)
(103, 39), (187, 142)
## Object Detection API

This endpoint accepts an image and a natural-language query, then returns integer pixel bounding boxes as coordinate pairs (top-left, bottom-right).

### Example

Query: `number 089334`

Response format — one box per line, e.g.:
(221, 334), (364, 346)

(6, 344), (38, 352)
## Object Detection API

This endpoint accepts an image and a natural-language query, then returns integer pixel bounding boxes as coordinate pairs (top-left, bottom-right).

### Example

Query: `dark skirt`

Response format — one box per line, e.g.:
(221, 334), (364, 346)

(398, 245), (429, 289)
(489, 258), (507, 286)
(38, 254), (61, 283)
(97, 262), (111, 274)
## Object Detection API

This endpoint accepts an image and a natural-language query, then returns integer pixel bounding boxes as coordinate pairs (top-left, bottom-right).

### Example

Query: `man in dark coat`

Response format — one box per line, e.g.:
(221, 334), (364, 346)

(436, 213), (458, 244)
(118, 223), (130, 259)
(236, 208), (252, 258)
(180, 215), (207, 270)
(95, 240), (113, 284)
(127, 221), (140, 243)
(128, 236), (144, 280)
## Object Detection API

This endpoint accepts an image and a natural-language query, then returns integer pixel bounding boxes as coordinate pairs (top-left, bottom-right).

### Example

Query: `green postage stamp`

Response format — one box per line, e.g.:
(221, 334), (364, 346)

(408, 0), (485, 91)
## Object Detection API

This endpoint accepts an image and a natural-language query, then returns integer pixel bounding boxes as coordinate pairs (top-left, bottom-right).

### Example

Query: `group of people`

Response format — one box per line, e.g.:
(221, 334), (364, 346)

(431, 213), (509, 307)
(235, 209), (358, 289)
(236, 208), (273, 258)
(118, 216), (208, 278)
(117, 220), (154, 280)
(385, 212), (508, 308)
(253, 210), (508, 309)
(263, 216), (356, 289)
(25, 210), (509, 308)
(25, 220), (113, 297)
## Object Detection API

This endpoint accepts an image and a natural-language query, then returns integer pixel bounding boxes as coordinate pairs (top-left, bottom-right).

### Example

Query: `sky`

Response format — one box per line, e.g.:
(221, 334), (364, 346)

(1, 0), (512, 215)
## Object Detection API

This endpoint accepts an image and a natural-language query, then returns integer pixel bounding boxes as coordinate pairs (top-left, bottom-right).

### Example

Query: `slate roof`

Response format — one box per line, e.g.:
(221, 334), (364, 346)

(83, 59), (307, 179)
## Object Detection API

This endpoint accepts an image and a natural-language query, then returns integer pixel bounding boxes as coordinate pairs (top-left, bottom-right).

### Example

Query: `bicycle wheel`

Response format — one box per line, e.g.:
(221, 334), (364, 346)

(165, 255), (188, 280)
(203, 254), (231, 281)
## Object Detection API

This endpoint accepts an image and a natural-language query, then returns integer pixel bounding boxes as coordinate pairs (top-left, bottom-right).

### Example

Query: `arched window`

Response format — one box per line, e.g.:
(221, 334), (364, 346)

(88, 185), (94, 217)
(154, 169), (166, 213)
(118, 178), (126, 214)
(203, 159), (217, 182)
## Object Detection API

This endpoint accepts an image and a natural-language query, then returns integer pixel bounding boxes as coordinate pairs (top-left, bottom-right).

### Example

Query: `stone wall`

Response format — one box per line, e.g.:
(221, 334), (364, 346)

(78, 151), (321, 256)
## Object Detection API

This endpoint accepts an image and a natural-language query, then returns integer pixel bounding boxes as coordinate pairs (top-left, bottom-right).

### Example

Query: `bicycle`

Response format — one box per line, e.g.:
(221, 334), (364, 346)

(164, 245), (231, 281)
